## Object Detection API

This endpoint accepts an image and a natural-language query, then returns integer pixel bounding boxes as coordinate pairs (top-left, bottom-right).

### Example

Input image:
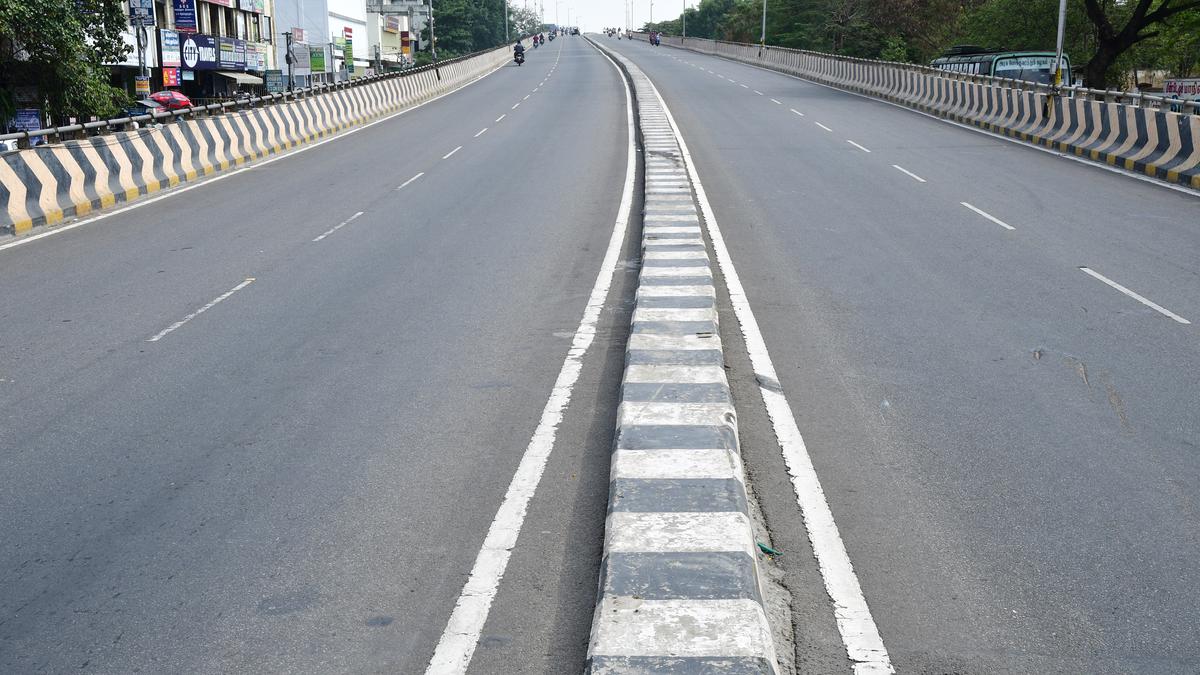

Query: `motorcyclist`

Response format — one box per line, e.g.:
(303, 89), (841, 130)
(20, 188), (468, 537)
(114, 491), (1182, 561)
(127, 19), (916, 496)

(514, 40), (525, 60)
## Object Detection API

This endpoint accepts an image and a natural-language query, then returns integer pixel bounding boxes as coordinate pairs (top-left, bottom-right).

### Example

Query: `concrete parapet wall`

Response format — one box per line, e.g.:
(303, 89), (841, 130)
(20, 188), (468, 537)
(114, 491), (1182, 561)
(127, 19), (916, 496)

(0, 44), (518, 237)
(641, 34), (1200, 190)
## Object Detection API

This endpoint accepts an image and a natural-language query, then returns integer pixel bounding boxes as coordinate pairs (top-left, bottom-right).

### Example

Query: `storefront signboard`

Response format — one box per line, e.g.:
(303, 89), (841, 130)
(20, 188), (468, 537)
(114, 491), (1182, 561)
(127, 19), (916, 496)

(160, 30), (182, 67)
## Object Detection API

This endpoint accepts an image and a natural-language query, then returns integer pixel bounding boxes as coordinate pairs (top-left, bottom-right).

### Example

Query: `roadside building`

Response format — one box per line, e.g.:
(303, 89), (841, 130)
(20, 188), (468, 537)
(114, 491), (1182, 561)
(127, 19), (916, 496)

(105, 0), (278, 102)
(274, 0), (374, 87)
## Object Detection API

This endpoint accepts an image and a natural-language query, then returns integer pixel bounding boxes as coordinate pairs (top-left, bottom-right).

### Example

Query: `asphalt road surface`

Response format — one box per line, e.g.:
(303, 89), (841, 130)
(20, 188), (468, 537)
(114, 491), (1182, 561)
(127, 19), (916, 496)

(606, 36), (1200, 674)
(0, 36), (633, 674)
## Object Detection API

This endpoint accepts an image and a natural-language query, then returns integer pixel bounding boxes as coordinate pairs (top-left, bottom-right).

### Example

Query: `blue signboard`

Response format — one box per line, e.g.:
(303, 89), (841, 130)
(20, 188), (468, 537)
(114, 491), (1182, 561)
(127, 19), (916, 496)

(180, 33), (220, 70)
(172, 0), (198, 32)
(11, 109), (45, 146)
(218, 37), (247, 69)
(129, 0), (155, 26)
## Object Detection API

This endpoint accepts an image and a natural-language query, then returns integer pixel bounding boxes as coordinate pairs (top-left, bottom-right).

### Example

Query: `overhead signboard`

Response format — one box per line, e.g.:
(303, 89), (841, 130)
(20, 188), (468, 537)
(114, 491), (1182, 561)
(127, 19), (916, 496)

(218, 37), (247, 70)
(290, 41), (311, 75)
(265, 70), (285, 92)
(160, 30), (182, 67)
(309, 45), (326, 72)
(129, 0), (155, 26)
(172, 0), (197, 32)
(366, 0), (428, 13)
(181, 33), (220, 70)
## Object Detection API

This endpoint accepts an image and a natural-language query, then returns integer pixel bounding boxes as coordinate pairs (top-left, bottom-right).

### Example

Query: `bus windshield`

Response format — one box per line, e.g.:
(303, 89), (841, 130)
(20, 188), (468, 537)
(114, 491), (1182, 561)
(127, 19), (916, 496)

(993, 55), (1067, 85)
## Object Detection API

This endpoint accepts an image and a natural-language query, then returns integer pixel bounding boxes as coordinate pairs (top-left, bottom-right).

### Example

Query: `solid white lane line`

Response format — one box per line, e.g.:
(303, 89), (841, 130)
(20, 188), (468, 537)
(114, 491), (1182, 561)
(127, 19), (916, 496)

(1079, 267), (1191, 324)
(641, 61), (895, 674)
(424, 40), (637, 675)
(770, 98), (782, 105)
(474, 128), (488, 138)
(495, 114), (506, 122)
(815, 122), (833, 132)
(846, 140), (872, 153)
(0, 59), (516, 256)
(312, 210), (365, 242)
(147, 277), (255, 342)
(960, 202), (1014, 230)
(443, 146), (462, 159)
(892, 164), (926, 182)
(397, 172), (424, 190)
(790, 108), (804, 117)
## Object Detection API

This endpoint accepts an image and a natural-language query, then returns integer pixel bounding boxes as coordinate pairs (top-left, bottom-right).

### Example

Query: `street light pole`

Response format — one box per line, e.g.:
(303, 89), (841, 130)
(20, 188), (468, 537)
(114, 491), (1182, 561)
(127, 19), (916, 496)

(1052, 0), (1068, 88)
(428, 0), (440, 79)
(681, 0), (685, 38)
(758, 0), (766, 56)
(283, 30), (295, 91)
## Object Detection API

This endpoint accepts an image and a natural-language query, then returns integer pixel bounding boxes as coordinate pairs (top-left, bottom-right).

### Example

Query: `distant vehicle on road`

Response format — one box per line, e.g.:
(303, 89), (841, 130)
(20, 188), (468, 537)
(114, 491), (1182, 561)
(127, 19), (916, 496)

(931, 46), (1071, 86)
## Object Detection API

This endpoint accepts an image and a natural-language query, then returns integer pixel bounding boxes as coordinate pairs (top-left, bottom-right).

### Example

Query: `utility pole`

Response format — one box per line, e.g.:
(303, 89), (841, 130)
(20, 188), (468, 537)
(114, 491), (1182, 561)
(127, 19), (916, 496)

(505, 0), (509, 41)
(1052, 0), (1067, 88)
(681, 0), (685, 38)
(283, 30), (295, 91)
(428, 0), (440, 79)
(758, 0), (766, 56)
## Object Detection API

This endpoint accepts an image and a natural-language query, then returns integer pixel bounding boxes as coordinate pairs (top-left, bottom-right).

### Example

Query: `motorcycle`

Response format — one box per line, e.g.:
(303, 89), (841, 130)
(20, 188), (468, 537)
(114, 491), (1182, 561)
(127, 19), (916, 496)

(514, 52), (525, 65)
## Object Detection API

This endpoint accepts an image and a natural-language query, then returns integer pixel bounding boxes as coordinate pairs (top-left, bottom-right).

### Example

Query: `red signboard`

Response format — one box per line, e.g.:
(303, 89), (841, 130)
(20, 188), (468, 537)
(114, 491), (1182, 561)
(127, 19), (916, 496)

(343, 27), (353, 39)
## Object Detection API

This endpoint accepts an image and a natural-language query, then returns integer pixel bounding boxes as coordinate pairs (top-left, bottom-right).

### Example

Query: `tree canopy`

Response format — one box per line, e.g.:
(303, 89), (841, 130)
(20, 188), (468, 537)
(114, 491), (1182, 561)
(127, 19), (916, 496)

(0, 0), (130, 124)
(421, 0), (544, 59)
(644, 0), (1200, 87)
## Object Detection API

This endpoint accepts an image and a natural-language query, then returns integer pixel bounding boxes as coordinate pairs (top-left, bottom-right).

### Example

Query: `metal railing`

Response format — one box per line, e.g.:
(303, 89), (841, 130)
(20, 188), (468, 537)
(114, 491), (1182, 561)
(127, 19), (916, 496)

(0, 44), (508, 145)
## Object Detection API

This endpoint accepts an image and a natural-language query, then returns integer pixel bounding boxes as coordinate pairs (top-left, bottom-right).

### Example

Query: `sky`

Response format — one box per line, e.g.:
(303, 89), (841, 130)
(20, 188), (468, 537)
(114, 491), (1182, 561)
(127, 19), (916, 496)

(523, 0), (689, 31)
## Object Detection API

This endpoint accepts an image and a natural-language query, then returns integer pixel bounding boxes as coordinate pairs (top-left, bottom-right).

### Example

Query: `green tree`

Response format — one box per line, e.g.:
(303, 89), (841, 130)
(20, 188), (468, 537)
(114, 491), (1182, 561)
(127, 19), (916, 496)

(0, 0), (130, 123)
(422, 0), (514, 57)
(1079, 0), (1200, 86)
(963, 0), (1200, 87)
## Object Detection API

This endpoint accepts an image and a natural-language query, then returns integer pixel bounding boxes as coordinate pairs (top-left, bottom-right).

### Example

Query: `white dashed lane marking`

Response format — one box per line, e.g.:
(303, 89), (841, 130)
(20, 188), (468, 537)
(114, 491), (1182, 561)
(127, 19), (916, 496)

(1079, 267), (1190, 324)
(397, 172), (424, 190)
(312, 210), (365, 242)
(846, 140), (871, 153)
(443, 146), (462, 159)
(790, 108), (804, 117)
(815, 122), (833, 132)
(892, 164), (926, 182)
(147, 277), (256, 342)
(960, 202), (1013, 230)
(495, 114), (506, 122)
(475, 128), (488, 138)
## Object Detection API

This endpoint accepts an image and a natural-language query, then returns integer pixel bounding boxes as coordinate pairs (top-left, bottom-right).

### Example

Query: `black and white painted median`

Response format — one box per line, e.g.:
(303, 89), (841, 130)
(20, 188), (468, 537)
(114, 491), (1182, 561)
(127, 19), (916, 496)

(586, 42), (781, 675)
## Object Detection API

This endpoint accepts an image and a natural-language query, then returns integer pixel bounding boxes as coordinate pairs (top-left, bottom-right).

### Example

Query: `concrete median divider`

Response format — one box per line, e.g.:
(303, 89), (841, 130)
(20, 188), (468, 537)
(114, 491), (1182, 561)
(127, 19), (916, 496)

(0, 42), (523, 238)
(637, 33), (1200, 191)
(586, 38), (781, 675)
